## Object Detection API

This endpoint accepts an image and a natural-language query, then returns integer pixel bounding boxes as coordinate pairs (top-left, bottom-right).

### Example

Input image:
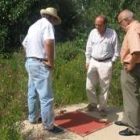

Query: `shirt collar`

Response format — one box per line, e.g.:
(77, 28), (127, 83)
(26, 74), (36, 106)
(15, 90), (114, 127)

(96, 28), (108, 36)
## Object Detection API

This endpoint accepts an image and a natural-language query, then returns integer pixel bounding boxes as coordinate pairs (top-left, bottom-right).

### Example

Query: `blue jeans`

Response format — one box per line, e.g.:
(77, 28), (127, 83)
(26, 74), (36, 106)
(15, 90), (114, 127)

(25, 58), (54, 129)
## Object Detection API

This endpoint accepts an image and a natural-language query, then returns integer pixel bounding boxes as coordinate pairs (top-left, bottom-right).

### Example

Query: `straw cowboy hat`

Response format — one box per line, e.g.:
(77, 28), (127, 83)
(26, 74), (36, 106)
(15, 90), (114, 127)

(40, 7), (61, 25)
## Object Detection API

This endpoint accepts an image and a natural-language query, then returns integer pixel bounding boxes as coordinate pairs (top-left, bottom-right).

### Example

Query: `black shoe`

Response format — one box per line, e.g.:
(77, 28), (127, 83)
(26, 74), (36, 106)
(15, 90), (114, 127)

(99, 109), (108, 117)
(86, 104), (97, 112)
(119, 128), (138, 136)
(38, 117), (42, 123)
(48, 126), (64, 134)
(114, 121), (128, 126)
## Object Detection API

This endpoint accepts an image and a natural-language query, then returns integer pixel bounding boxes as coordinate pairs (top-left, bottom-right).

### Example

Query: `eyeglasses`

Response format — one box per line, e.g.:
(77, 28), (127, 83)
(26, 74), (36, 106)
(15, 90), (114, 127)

(118, 19), (125, 24)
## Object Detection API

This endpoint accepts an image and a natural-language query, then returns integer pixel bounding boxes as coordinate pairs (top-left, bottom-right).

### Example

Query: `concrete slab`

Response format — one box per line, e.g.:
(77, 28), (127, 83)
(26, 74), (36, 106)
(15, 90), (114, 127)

(21, 103), (140, 140)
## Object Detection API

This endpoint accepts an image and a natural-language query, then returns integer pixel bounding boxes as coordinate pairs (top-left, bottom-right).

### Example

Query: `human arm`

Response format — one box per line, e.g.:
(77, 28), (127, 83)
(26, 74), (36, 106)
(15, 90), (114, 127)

(125, 27), (140, 72)
(43, 39), (55, 70)
(111, 31), (120, 63)
(22, 34), (28, 51)
(85, 31), (93, 70)
(43, 23), (55, 70)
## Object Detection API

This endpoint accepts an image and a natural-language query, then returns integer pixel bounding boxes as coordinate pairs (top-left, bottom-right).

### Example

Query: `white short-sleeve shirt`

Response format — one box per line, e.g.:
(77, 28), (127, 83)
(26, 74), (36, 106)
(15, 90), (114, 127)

(22, 18), (55, 59)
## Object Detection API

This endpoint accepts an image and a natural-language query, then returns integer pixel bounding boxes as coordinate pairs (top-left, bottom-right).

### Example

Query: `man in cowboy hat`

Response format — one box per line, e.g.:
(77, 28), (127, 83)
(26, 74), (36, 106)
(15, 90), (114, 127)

(22, 7), (63, 134)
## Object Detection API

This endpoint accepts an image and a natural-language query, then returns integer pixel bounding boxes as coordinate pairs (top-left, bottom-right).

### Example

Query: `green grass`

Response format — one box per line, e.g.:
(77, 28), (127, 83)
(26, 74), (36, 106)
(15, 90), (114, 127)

(0, 41), (123, 139)
(53, 54), (87, 107)
(0, 51), (27, 140)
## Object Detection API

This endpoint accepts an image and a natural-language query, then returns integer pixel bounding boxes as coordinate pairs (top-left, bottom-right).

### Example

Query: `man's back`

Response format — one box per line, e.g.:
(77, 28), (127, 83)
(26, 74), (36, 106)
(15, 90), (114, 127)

(23, 18), (54, 59)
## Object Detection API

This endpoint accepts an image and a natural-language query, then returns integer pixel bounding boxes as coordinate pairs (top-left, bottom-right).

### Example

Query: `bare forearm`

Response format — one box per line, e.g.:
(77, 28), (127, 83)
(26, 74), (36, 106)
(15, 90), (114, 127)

(44, 39), (55, 70)
(46, 44), (54, 63)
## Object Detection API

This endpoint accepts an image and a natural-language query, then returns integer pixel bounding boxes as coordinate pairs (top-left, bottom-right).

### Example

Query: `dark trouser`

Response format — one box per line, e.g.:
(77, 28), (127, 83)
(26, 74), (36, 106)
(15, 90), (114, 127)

(121, 64), (140, 134)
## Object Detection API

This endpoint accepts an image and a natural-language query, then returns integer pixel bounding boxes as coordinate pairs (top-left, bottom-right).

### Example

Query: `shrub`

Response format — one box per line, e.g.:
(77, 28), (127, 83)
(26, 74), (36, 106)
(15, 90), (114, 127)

(109, 60), (123, 106)
(53, 54), (87, 106)
(0, 51), (26, 140)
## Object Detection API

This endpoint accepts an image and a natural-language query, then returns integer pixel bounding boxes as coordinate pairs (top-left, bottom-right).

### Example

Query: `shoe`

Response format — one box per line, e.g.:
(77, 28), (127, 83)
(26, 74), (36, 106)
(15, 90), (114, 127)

(99, 109), (107, 117)
(86, 104), (97, 111)
(38, 116), (42, 123)
(114, 121), (128, 126)
(30, 117), (42, 124)
(119, 128), (138, 136)
(48, 126), (64, 134)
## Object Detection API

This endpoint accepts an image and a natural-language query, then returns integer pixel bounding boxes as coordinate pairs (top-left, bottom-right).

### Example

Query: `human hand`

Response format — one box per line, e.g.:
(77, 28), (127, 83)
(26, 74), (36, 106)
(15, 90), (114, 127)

(124, 63), (134, 72)
(43, 60), (54, 71)
(85, 63), (89, 70)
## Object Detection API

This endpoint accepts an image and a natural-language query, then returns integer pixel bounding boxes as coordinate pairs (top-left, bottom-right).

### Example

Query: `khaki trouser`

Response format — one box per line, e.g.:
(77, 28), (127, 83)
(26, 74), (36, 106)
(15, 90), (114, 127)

(121, 64), (140, 134)
(86, 58), (113, 110)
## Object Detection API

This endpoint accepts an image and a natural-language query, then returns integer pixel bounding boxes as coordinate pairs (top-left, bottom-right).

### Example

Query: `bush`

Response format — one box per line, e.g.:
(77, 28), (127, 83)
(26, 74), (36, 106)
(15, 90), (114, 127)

(109, 60), (123, 106)
(53, 54), (87, 106)
(0, 51), (27, 140)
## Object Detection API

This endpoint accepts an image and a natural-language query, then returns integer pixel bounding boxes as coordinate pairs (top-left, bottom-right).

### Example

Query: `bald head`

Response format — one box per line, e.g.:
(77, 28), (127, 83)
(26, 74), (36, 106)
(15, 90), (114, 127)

(118, 9), (134, 23)
(95, 15), (107, 24)
(95, 15), (107, 36)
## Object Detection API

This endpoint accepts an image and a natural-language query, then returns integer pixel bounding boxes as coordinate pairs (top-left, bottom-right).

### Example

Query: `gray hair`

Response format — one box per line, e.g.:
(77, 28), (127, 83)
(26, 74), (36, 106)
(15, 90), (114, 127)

(122, 10), (134, 20)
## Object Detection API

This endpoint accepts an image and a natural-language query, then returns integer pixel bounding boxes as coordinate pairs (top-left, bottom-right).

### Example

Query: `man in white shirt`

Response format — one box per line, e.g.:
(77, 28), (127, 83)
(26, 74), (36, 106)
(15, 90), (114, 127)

(85, 15), (119, 117)
(22, 7), (63, 133)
